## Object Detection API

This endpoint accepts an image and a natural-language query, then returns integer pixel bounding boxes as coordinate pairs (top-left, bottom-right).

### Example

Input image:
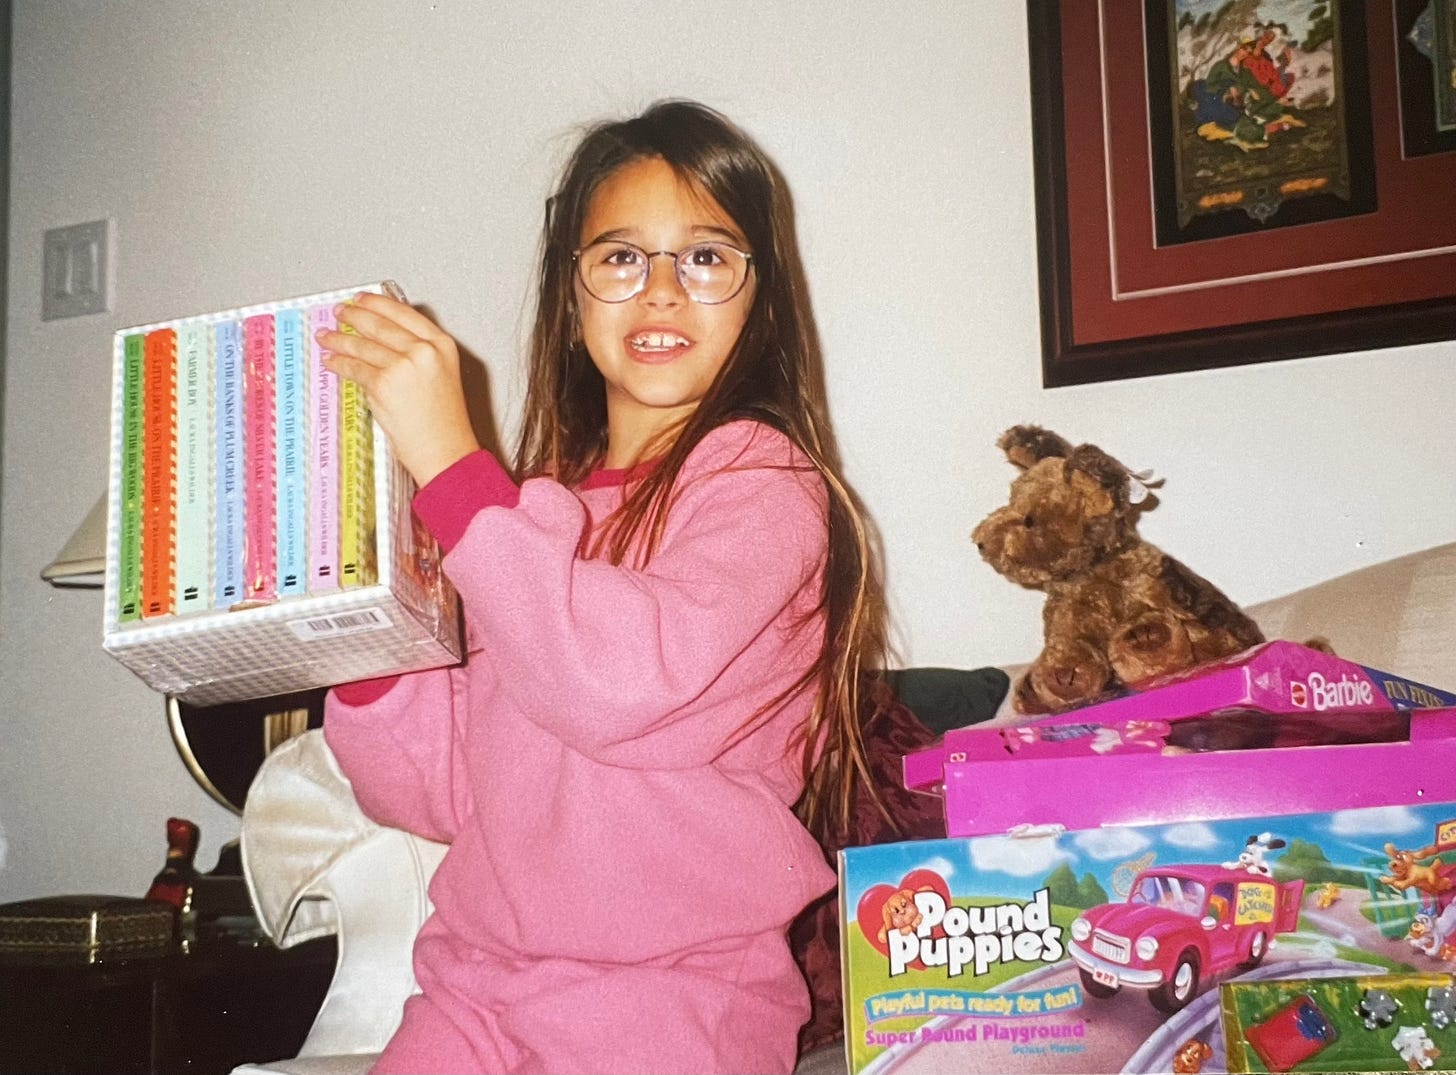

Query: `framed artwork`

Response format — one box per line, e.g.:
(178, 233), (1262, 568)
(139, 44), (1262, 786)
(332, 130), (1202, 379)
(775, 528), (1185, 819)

(1029, 0), (1456, 387)
(1396, 0), (1456, 156)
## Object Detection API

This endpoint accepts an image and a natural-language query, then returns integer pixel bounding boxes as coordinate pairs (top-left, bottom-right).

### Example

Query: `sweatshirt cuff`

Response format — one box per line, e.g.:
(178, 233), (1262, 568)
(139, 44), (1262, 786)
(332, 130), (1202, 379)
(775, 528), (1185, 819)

(412, 449), (520, 553)
(331, 675), (402, 707)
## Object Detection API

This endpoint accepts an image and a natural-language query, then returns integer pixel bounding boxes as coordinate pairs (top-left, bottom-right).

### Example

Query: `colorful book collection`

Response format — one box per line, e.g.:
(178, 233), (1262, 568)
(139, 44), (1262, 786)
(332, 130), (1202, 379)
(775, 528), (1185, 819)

(112, 286), (388, 626)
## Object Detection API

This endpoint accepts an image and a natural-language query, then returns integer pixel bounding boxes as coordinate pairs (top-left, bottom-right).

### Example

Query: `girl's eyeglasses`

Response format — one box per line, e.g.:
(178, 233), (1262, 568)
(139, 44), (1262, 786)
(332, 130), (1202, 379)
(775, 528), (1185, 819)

(573, 240), (754, 305)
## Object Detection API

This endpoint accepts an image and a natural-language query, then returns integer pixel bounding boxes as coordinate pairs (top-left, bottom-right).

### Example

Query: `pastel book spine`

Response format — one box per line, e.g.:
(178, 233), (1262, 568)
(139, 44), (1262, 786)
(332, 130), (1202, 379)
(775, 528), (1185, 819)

(174, 322), (211, 614)
(141, 328), (177, 619)
(242, 313), (277, 603)
(274, 308), (307, 597)
(212, 320), (245, 607)
(338, 312), (376, 588)
(307, 304), (340, 593)
(117, 334), (146, 622)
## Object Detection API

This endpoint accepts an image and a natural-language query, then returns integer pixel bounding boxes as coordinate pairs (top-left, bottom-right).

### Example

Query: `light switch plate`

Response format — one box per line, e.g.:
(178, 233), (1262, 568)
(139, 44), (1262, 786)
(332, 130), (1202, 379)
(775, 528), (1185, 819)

(42, 219), (111, 320)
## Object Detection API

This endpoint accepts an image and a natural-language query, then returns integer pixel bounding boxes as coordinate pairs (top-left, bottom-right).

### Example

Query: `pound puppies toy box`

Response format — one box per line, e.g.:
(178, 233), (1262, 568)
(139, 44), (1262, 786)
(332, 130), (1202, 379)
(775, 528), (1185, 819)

(840, 805), (1456, 1073)
(102, 282), (462, 706)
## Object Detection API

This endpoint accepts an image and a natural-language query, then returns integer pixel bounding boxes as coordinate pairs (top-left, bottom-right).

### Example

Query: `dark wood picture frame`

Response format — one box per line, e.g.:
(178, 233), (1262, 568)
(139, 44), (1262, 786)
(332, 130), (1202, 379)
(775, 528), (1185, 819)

(1029, 1), (1456, 387)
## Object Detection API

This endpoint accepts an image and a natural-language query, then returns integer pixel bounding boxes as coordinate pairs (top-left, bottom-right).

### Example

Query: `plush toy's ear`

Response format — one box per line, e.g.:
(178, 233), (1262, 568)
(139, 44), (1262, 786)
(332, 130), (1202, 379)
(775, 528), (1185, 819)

(997, 425), (1074, 470)
(1064, 444), (1135, 514)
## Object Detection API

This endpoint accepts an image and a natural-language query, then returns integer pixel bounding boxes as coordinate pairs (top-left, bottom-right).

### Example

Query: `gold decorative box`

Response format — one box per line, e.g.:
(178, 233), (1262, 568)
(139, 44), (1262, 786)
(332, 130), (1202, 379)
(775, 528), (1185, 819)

(0, 895), (174, 954)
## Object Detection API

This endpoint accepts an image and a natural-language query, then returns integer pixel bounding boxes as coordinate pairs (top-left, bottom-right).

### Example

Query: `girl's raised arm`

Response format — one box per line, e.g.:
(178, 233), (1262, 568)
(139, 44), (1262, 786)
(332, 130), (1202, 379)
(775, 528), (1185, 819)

(323, 664), (472, 843)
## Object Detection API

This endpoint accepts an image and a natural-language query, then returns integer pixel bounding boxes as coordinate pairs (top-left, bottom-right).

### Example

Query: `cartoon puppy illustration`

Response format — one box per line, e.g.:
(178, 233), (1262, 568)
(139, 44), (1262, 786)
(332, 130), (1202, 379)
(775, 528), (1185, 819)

(1391, 1024), (1441, 1071)
(1172, 1038), (1213, 1073)
(1381, 844), (1455, 896)
(1223, 833), (1285, 875)
(877, 889), (924, 944)
(1407, 901), (1456, 961)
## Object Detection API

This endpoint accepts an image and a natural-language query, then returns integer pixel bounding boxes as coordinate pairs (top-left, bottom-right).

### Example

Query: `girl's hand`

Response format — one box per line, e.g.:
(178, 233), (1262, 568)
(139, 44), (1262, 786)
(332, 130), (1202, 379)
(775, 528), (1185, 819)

(319, 291), (482, 488)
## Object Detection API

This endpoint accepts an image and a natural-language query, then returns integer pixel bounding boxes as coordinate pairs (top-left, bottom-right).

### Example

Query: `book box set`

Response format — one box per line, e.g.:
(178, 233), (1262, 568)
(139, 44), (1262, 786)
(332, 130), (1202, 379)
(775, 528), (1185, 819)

(101, 282), (461, 707)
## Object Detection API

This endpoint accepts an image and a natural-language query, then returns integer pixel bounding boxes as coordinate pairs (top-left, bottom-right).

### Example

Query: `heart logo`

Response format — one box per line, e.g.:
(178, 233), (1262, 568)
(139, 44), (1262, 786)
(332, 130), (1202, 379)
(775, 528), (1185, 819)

(855, 868), (951, 966)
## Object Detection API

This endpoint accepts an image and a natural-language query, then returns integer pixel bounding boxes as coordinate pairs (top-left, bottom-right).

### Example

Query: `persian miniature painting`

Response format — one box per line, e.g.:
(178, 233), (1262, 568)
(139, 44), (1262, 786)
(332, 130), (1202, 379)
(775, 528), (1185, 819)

(1146, 0), (1377, 244)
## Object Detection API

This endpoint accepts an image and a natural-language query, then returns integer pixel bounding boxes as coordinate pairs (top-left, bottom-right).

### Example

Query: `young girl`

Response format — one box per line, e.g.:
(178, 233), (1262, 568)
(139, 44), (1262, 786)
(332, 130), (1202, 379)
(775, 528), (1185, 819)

(319, 99), (885, 1075)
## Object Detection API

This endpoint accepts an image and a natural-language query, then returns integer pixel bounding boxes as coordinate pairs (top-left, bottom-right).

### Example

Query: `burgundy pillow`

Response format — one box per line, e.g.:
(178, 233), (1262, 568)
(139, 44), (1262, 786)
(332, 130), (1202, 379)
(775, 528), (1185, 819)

(789, 678), (949, 1055)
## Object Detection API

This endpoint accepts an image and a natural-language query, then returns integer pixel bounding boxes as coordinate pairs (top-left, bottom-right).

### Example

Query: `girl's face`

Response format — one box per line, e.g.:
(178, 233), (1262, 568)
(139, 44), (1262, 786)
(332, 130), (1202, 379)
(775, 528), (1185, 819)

(574, 155), (756, 466)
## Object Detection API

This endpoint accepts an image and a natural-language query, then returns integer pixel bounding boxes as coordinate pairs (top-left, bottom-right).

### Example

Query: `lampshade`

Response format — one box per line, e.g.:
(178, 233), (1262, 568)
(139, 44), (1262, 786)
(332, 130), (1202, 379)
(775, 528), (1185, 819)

(41, 492), (107, 588)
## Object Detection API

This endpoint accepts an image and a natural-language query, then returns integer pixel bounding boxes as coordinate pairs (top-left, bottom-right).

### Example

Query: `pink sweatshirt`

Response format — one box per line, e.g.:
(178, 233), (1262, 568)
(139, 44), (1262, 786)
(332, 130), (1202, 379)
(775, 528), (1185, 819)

(324, 420), (836, 1071)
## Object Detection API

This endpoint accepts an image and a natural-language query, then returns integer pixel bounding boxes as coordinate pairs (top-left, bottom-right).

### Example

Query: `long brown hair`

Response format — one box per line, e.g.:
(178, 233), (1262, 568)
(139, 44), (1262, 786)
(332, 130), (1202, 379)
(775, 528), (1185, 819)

(516, 100), (887, 841)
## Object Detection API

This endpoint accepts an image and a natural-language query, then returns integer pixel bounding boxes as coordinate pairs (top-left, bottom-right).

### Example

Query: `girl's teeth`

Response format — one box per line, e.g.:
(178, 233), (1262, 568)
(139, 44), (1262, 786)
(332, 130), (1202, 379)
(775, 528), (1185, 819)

(632, 333), (687, 349)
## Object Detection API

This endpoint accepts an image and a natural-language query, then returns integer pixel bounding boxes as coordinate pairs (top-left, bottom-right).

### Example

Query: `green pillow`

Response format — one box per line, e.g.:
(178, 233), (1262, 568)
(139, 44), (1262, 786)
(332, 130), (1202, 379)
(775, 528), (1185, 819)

(878, 666), (1010, 734)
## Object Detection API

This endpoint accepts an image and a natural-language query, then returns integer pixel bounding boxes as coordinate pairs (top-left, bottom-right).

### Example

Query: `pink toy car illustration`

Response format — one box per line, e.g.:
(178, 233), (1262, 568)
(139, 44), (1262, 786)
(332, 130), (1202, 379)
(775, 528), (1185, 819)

(1069, 864), (1304, 1012)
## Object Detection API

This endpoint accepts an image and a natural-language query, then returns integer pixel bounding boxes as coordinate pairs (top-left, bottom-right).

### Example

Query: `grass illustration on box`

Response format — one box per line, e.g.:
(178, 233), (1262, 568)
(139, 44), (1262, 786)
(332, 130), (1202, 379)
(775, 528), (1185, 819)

(1221, 972), (1456, 1073)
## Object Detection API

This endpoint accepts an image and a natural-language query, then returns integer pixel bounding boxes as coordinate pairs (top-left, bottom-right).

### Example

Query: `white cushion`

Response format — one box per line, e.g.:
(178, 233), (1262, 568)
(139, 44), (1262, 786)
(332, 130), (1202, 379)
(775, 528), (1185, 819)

(236, 731), (445, 1069)
(232, 1055), (378, 1075)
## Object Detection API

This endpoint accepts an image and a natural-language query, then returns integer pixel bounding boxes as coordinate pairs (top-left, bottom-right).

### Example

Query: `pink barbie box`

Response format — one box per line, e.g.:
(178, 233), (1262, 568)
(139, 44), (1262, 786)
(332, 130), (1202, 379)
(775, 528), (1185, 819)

(903, 643), (1456, 839)
(1027, 640), (1454, 728)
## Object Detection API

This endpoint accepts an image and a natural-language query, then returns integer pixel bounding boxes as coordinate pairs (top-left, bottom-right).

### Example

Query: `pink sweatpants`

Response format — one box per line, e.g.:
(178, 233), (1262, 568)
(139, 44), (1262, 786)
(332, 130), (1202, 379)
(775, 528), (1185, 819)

(371, 925), (808, 1074)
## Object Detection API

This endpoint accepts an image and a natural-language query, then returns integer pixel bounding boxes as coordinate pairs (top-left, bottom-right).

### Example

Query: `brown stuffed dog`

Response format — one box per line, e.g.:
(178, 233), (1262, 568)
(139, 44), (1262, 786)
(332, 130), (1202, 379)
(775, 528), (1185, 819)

(973, 425), (1265, 715)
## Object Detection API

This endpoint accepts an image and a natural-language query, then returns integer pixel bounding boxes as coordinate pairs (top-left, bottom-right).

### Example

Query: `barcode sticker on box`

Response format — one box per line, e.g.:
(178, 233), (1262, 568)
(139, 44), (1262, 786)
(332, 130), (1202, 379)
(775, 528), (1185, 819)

(287, 605), (393, 641)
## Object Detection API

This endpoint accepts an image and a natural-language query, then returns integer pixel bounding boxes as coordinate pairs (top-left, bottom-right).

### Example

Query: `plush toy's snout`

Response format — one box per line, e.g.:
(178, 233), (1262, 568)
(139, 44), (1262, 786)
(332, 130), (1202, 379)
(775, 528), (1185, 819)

(972, 504), (1053, 587)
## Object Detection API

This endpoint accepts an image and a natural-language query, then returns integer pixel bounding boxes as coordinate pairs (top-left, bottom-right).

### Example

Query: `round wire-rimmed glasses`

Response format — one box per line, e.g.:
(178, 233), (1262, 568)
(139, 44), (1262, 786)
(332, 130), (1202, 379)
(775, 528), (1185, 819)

(572, 240), (754, 305)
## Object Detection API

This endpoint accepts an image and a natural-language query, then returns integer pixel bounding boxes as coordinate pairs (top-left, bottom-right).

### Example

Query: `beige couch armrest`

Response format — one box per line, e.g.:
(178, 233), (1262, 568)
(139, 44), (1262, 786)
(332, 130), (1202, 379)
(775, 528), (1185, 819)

(1247, 542), (1456, 689)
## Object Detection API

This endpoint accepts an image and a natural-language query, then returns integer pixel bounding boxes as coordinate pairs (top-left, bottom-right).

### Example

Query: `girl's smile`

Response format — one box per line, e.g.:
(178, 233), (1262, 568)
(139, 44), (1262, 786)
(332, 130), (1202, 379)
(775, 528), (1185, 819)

(625, 325), (694, 362)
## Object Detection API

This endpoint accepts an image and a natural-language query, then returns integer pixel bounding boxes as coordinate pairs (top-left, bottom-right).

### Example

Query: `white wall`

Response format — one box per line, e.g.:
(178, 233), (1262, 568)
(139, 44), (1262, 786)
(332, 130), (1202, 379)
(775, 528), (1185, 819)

(2, 1), (1452, 901)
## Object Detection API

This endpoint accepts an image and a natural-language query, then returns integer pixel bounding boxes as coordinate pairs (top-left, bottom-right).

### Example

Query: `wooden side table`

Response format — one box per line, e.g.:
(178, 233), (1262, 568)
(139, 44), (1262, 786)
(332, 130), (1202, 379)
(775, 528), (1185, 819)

(0, 931), (336, 1075)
